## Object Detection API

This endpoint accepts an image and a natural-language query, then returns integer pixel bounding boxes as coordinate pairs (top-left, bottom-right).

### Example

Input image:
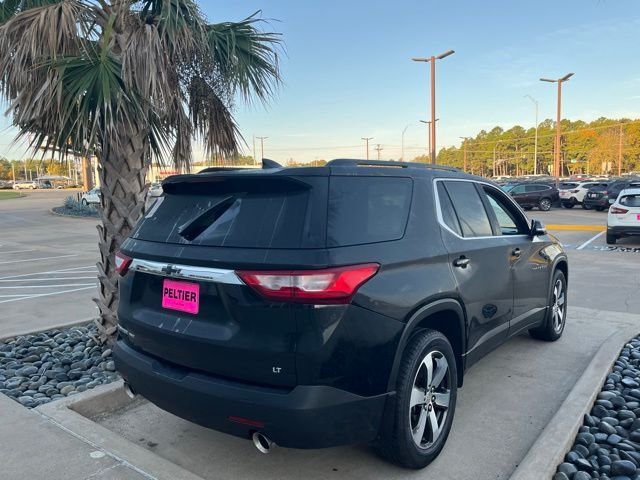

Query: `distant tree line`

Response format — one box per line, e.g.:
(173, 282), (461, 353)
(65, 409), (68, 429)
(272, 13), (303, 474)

(420, 117), (640, 176)
(0, 158), (73, 180)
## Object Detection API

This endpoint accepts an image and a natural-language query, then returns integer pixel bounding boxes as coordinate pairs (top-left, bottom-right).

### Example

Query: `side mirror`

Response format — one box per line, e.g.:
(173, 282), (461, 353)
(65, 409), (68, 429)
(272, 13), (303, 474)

(530, 219), (547, 237)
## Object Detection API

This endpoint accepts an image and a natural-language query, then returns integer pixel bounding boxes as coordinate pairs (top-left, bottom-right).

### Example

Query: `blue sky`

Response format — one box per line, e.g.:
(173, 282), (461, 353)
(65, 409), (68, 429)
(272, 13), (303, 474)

(1, 0), (640, 162)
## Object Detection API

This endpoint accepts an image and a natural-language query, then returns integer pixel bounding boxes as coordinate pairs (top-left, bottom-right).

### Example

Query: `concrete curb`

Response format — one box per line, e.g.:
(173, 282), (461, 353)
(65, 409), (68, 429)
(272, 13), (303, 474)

(510, 324), (640, 480)
(0, 317), (96, 341)
(37, 381), (204, 480)
(49, 207), (99, 220)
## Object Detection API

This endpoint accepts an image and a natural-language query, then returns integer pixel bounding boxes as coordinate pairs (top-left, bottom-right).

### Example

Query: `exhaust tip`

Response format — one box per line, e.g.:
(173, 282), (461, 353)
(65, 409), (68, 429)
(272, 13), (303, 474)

(123, 382), (136, 399)
(252, 432), (273, 454)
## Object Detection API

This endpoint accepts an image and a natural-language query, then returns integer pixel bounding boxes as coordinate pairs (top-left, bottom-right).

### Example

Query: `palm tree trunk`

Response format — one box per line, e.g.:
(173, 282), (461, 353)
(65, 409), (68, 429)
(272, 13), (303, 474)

(94, 133), (149, 345)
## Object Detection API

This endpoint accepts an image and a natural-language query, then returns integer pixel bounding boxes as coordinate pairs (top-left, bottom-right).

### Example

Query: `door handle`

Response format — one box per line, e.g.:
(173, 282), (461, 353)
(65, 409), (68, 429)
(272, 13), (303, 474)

(453, 256), (470, 268)
(512, 248), (522, 258)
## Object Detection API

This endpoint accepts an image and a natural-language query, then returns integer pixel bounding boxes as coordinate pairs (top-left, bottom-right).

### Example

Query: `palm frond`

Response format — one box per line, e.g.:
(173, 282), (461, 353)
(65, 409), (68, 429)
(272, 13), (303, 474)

(189, 76), (239, 160)
(206, 11), (282, 104)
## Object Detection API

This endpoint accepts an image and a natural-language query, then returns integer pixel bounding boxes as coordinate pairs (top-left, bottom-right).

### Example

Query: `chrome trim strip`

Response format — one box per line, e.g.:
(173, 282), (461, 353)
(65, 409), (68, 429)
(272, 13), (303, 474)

(129, 258), (243, 285)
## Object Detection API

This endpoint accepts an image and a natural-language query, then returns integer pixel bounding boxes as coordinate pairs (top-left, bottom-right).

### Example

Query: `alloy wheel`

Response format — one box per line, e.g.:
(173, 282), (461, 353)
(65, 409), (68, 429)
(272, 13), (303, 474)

(409, 350), (451, 448)
(551, 278), (565, 333)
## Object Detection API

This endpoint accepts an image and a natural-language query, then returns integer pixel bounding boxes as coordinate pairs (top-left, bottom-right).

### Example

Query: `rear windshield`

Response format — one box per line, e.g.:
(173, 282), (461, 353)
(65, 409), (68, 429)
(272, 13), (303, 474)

(131, 175), (413, 249)
(559, 182), (578, 189)
(620, 194), (640, 207)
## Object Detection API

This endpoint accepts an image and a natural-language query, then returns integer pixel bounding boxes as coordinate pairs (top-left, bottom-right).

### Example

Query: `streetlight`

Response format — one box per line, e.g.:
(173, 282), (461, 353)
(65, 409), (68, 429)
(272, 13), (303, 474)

(412, 49), (455, 164)
(419, 119), (439, 160)
(361, 137), (373, 160)
(459, 136), (472, 172)
(524, 95), (539, 175)
(493, 140), (503, 177)
(540, 73), (574, 182)
(401, 125), (411, 161)
(256, 136), (268, 161)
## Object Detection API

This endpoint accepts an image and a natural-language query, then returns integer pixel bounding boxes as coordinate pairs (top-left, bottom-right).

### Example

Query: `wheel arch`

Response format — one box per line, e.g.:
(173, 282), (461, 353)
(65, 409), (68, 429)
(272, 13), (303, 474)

(553, 256), (568, 283)
(388, 299), (466, 391)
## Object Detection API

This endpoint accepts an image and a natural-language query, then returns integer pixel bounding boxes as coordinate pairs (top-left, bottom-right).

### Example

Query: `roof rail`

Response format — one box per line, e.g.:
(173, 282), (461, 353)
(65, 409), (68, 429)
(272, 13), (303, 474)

(327, 159), (460, 172)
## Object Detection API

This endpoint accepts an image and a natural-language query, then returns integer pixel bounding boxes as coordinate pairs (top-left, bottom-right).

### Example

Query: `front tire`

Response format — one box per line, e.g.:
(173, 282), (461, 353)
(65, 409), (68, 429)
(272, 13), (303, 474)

(530, 270), (567, 342)
(595, 206), (605, 211)
(81, 198), (88, 206)
(538, 197), (552, 211)
(582, 203), (592, 210)
(376, 329), (457, 469)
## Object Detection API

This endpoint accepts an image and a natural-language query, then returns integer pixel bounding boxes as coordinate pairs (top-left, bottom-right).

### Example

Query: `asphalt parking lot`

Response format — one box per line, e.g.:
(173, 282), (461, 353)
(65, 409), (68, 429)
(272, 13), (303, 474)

(0, 190), (99, 337)
(3, 190), (640, 479)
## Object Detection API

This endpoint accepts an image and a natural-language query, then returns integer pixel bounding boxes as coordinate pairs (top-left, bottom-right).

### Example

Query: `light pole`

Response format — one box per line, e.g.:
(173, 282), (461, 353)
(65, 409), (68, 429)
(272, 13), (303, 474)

(256, 136), (268, 161)
(618, 124), (624, 176)
(420, 119), (439, 160)
(374, 144), (383, 160)
(361, 137), (373, 160)
(540, 73), (574, 182)
(493, 140), (503, 177)
(524, 95), (539, 175)
(459, 137), (471, 172)
(412, 49), (455, 164)
(401, 125), (411, 161)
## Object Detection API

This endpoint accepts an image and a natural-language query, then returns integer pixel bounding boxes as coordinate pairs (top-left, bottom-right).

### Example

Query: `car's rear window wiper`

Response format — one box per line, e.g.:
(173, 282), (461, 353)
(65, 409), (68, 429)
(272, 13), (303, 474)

(178, 196), (236, 241)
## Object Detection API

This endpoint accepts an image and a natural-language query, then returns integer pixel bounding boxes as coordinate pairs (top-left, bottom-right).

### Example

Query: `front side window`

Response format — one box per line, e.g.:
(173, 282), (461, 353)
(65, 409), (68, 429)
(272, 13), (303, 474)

(442, 181), (493, 237)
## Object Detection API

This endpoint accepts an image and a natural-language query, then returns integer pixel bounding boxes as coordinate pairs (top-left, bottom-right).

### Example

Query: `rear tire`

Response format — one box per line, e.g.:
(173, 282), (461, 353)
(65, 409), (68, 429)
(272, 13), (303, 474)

(606, 230), (617, 245)
(81, 199), (88, 206)
(538, 197), (552, 211)
(582, 203), (592, 210)
(376, 329), (457, 469)
(530, 270), (567, 342)
(595, 206), (605, 211)
(563, 202), (574, 209)
(523, 206), (533, 211)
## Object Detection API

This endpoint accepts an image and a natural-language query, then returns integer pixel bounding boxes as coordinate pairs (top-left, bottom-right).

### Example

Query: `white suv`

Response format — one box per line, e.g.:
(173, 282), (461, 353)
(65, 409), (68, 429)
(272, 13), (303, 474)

(607, 188), (640, 244)
(560, 181), (607, 208)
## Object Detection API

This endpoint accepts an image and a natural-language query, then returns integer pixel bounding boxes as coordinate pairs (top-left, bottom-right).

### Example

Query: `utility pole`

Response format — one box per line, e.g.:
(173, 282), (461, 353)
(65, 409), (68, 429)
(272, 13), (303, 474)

(401, 125), (411, 161)
(361, 137), (373, 160)
(459, 137), (471, 172)
(252, 135), (257, 165)
(540, 73), (574, 184)
(374, 144), (383, 160)
(524, 95), (539, 175)
(412, 50), (455, 164)
(12, 162), (15, 183)
(493, 140), (503, 177)
(420, 119), (439, 160)
(256, 136), (268, 162)
(618, 124), (624, 176)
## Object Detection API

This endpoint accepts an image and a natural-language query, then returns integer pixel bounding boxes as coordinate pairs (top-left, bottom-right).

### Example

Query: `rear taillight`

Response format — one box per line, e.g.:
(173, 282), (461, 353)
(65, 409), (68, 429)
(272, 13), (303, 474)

(115, 251), (132, 276)
(610, 206), (629, 215)
(236, 264), (380, 304)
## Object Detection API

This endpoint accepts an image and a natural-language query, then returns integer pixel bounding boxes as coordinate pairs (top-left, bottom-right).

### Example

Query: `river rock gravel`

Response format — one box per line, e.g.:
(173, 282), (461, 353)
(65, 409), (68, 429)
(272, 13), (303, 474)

(0, 323), (119, 408)
(555, 335), (640, 480)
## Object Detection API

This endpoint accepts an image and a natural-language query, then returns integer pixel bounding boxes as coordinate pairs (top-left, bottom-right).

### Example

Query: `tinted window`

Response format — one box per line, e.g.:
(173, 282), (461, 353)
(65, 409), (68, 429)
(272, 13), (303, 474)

(510, 185), (526, 194)
(525, 184), (546, 192)
(327, 177), (412, 246)
(131, 177), (327, 248)
(443, 181), (493, 237)
(437, 182), (462, 236)
(559, 182), (578, 190)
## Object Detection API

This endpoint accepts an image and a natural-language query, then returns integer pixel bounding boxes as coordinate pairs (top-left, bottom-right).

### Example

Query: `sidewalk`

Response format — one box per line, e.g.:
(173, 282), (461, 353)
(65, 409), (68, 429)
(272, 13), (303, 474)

(0, 393), (149, 480)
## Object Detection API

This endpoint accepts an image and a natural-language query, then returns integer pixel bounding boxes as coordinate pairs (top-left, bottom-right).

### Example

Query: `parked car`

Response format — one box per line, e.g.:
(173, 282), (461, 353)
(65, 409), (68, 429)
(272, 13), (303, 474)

(148, 182), (163, 197)
(113, 159), (568, 469)
(505, 182), (559, 211)
(81, 188), (101, 205)
(13, 180), (38, 189)
(607, 188), (640, 244)
(584, 179), (640, 211)
(0, 180), (13, 189)
(559, 181), (608, 208)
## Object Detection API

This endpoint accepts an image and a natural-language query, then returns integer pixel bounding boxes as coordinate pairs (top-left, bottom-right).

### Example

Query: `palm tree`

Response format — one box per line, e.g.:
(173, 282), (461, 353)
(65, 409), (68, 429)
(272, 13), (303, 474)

(0, 1), (281, 344)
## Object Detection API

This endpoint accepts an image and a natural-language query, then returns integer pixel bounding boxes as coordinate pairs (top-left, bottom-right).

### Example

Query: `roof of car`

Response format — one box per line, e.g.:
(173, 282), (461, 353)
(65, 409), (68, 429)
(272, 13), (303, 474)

(619, 188), (640, 196)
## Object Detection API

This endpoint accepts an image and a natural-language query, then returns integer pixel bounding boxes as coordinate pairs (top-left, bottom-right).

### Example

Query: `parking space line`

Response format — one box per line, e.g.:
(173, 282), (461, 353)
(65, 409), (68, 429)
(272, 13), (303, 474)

(0, 286), (96, 304)
(0, 277), (96, 282)
(0, 265), (95, 280)
(577, 231), (606, 250)
(0, 254), (80, 266)
(0, 249), (37, 254)
(0, 284), (95, 289)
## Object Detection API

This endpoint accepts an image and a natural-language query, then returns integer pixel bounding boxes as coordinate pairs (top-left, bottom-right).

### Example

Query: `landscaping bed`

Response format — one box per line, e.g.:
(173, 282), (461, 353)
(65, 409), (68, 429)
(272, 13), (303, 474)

(555, 335), (640, 480)
(51, 196), (99, 218)
(0, 323), (119, 408)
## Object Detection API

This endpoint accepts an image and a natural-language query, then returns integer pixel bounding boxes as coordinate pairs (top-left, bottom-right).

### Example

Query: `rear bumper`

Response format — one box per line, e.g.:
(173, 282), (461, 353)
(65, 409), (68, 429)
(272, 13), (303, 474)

(113, 340), (391, 449)
(608, 225), (640, 237)
(583, 197), (608, 208)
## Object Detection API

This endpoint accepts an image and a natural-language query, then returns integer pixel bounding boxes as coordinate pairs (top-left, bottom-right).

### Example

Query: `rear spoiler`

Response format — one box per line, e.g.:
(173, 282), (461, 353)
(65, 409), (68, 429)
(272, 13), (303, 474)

(197, 158), (282, 174)
(162, 171), (309, 195)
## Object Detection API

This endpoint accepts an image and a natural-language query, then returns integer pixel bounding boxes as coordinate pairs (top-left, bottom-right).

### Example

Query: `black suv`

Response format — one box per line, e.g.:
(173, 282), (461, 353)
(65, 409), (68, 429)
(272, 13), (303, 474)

(113, 160), (568, 469)
(583, 179), (640, 211)
(503, 182), (559, 211)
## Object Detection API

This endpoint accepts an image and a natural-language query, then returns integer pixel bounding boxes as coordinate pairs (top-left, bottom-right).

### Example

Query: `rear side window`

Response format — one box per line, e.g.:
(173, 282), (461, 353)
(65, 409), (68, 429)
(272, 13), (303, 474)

(437, 182), (463, 236)
(442, 181), (493, 237)
(327, 177), (412, 246)
(526, 184), (546, 192)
